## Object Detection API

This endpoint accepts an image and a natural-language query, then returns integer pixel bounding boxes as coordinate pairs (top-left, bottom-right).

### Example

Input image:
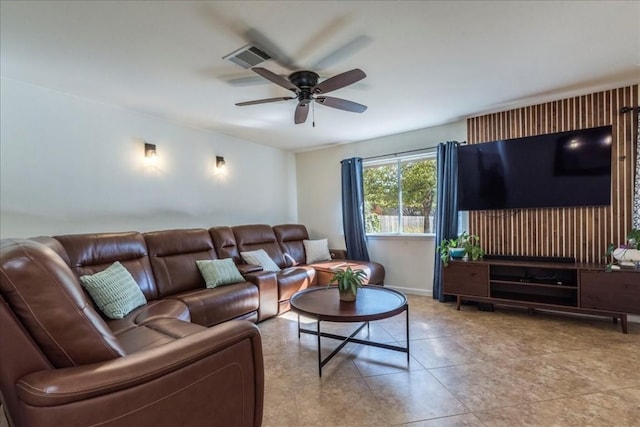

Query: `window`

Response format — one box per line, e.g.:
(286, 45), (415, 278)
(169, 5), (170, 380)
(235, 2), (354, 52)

(363, 152), (437, 235)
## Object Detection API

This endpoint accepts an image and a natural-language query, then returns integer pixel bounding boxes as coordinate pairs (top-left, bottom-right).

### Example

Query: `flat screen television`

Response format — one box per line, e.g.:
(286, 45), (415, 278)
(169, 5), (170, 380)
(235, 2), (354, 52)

(457, 125), (612, 211)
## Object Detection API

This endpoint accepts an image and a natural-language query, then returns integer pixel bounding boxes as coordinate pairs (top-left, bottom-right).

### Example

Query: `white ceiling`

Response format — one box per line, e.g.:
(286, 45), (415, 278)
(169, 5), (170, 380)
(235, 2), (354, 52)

(1, 1), (638, 151)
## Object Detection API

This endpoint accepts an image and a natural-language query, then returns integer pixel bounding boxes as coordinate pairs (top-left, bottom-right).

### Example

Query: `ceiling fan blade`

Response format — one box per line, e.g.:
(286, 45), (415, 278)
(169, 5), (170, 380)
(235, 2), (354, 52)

(316, 96), (367, 113)
(236, 96), (295, 106)
(294, 102), (310, 124)
(252, 67), (298, 91)
(310, 35), (372, 70)
(244, 28), (299, 70)
(313, 69), (366, 94)
(225, 75), (272, 87)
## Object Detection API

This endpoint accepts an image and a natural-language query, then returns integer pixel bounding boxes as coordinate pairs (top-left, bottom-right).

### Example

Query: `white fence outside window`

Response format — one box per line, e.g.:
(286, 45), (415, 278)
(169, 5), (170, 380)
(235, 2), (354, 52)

(375, 215), (435, 234)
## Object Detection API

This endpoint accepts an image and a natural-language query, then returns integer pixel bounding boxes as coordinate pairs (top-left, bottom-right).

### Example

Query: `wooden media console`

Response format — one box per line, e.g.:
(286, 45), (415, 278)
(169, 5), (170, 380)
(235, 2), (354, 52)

(443, 258), (639, 333)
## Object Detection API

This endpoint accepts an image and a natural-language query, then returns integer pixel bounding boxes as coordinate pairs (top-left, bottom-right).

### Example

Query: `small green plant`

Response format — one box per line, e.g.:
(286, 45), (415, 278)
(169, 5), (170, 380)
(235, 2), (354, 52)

(437, 237), (460, 267)
(604, 228), (639, 271)
(329, 266), (367, 299)
(463, 234), (485, 262)
(604, 243), (616, 272)
(437, 231), (485, 266)
(626, 229), (640, 249)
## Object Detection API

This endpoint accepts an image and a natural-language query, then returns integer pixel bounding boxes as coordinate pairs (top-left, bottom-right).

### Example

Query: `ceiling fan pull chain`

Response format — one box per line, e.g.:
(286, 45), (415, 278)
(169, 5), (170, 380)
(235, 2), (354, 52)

(312, 100), (315, 127)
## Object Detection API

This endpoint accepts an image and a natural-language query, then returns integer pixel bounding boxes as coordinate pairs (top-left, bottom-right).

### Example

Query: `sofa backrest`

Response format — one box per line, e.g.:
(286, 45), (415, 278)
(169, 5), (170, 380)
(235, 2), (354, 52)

(231, 224), (287, 268)
(0, 239), (125, 369)
(209, 226), (241, 263)
(30, 236), (71, 265)
(273, 224), (309, 266)
(144, 228), (217, 297)
(54, 232), (159, 300)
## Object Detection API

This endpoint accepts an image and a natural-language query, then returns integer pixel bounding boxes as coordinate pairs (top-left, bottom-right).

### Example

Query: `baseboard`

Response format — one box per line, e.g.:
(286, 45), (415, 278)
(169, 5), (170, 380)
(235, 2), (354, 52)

(629, 315), (640, 324)
(385, 285), (432, 297)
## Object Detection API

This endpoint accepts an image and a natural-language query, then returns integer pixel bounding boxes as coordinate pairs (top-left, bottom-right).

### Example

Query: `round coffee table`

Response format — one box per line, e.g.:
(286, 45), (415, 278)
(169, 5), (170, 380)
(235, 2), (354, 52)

(290, 285), (409, 377)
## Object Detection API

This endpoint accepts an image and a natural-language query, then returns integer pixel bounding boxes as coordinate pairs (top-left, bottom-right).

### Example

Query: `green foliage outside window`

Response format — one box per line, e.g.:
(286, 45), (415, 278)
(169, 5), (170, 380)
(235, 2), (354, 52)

(364, 201), (381, 233)
(363, 156), (437, 234)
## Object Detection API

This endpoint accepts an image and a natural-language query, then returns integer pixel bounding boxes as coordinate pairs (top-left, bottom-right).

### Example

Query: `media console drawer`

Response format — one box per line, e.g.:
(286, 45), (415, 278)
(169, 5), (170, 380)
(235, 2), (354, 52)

(443, 262), (488, 297)
(580, 270), (640, 314)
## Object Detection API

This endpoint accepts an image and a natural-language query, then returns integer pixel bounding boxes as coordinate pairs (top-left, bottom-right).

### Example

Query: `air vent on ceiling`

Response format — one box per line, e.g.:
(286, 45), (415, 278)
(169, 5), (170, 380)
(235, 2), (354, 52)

(223, 43), (272, 69)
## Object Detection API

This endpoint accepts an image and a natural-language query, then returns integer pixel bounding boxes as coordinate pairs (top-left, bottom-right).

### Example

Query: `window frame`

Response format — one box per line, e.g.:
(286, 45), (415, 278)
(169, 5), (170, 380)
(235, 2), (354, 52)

(363, 150), (438, 237)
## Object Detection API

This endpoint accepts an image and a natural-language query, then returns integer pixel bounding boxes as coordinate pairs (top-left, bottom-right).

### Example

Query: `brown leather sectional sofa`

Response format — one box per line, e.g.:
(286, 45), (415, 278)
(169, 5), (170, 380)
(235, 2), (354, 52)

(0, 223), (384, 427)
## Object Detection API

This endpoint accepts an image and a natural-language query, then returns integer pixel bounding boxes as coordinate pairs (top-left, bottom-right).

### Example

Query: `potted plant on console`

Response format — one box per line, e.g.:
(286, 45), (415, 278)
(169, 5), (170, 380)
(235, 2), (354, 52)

(605, 228), (640, 271)
(438, 231), (485, 266)
(330, 266), (367, 302)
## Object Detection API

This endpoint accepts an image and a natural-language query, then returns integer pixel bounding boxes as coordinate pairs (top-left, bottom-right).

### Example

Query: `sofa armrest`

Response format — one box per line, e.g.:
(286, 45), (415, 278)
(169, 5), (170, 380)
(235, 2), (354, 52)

(244, 271), (278, 321)
(16, 321), (263, 427)
(330, 249), (347, 259)
(238, 263), (263, 274)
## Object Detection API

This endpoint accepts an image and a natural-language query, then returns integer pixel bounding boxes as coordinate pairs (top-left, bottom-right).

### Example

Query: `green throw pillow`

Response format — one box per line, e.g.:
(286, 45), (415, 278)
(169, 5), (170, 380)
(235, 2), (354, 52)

(196, 258), (245, 288)
(240, 249), (281, 272)
(79, 261), (147, 319)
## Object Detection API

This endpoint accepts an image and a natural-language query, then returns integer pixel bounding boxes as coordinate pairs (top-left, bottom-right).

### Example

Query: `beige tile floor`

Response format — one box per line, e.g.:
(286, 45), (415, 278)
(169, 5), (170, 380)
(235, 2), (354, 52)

(258, 295), (640, 427)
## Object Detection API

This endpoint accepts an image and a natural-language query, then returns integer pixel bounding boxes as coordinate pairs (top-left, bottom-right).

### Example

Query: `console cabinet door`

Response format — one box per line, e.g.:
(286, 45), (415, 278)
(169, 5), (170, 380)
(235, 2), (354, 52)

(580, 271), (640, 314)
(443, 262), (488, 297)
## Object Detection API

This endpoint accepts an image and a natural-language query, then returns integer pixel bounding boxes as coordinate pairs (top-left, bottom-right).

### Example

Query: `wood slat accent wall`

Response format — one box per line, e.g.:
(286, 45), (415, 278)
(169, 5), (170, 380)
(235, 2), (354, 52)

(467, 85), (638, 263)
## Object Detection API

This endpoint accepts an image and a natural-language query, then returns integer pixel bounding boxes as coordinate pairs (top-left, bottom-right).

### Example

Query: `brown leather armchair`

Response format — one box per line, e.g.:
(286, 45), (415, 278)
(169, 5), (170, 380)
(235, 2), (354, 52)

(0, 239), (264, 427)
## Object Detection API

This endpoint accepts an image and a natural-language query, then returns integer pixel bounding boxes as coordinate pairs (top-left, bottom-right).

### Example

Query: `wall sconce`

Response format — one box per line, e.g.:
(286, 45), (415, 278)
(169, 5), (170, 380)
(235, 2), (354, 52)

(144, 143), (157, 166)
(216, 156), (226, 169)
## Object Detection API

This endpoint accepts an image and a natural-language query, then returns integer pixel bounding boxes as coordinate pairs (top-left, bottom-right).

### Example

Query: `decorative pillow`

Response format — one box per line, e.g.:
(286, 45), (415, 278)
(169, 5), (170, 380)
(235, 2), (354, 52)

(240, 249), (281, 272)
(79, 261), (147, 319)
(303, 238), (332, 264)
(196, 258), (245, 288)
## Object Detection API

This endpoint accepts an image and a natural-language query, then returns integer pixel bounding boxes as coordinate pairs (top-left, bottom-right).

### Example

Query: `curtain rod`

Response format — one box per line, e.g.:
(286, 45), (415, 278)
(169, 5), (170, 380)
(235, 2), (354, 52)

(363, 141), (467, 161)
(620, 106), (639, 113)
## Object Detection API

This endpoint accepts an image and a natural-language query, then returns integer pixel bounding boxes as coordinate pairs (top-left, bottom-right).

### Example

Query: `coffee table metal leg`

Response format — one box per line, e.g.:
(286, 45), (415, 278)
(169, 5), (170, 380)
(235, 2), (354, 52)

(317, 318), (322, 377)
(313, 322), (369, 377)
(291, 287), (410, 377)
(406, 305), (410, 362)
(297, 304), (411, 377)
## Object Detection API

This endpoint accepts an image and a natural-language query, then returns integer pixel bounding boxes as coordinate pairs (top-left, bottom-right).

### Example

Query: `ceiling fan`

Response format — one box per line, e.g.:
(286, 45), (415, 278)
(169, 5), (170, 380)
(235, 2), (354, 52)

(235, 67), (367, 124)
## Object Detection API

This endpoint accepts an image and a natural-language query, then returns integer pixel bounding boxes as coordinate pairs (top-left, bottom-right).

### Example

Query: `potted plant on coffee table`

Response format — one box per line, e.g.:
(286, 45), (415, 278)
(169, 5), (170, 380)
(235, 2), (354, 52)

(330, 266), (367, 302)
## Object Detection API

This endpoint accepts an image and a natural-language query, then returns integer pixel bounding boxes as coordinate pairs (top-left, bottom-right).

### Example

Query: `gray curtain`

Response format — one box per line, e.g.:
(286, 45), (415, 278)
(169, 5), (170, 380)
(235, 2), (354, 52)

(341, 157), (370, 261)
(634, 112), (640, 229)
(433, 141), (460, 301)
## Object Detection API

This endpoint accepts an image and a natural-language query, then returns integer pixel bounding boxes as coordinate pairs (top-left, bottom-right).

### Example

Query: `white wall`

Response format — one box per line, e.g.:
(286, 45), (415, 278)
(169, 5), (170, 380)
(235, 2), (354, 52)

(296, 121), (466, 296)
(0, 78), (297, 237)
